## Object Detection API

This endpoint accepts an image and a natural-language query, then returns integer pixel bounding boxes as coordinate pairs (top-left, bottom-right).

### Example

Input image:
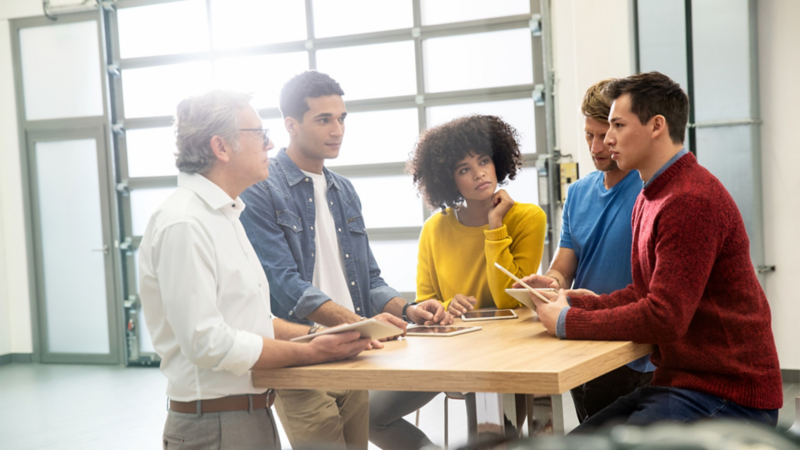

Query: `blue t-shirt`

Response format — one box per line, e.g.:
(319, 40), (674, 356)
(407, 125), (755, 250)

(559, 169), (655, 373)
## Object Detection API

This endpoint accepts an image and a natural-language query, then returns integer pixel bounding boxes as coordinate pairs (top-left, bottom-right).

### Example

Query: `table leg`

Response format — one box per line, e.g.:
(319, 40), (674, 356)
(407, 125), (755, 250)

(525, 394), (565, 436)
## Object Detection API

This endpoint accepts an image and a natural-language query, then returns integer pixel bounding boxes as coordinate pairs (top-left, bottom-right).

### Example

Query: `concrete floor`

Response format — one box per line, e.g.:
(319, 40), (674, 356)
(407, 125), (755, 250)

(0, 363), (796, 449)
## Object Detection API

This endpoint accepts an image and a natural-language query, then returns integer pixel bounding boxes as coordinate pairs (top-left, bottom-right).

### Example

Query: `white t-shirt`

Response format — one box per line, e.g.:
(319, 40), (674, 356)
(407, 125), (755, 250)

(301, 170), (355, 312)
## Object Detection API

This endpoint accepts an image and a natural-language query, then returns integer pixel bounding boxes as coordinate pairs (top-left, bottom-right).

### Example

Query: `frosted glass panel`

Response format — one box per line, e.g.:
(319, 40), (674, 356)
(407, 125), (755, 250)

(20, 21), (103, 120)
(369, 240), (418, 293)
(214, 53), (308, 109)
(35, 139), (109, 354)
(211, 0), (306, 49)
(313, 0), (413, 38)
(421, 0), (530, 25)
(328, 109), (419, 167)
(502, 166), (539, 206)
(123, 61), (213, 118)
(317, 41), (416, 101)
(424, 29), (533, 93)
(118, 0), (208, 59)
(126, 128), (178, 178)
(427, 98), (536, 154)
(263, 117), (291, 151)
(349, 176), (423, 228)
(131, 187), (177, 236)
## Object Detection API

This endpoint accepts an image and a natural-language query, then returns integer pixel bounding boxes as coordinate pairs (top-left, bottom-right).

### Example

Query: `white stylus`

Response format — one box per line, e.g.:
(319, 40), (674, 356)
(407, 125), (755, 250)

(494, 262), (552, 303)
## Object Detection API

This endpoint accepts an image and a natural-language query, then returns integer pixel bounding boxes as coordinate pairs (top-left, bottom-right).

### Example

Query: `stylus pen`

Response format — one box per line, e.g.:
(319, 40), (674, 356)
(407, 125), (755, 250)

(494, 262), (551, 303)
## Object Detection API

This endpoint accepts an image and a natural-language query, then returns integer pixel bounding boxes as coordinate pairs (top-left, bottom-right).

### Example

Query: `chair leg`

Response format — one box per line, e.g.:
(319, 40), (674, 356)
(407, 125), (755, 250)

(444, 395), (449, 450)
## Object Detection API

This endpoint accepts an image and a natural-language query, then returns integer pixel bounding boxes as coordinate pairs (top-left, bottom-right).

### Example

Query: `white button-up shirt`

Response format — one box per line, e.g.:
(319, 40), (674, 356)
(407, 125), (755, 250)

(139, 172), (274, 401)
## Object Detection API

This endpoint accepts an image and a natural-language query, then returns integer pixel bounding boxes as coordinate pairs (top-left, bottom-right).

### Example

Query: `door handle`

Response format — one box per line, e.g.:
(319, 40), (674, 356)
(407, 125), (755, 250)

(91, 245), (109, 255)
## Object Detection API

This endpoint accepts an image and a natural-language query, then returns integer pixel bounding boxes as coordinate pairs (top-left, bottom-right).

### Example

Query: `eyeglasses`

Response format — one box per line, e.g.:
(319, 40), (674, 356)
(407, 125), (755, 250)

(239, 128), (269, 143)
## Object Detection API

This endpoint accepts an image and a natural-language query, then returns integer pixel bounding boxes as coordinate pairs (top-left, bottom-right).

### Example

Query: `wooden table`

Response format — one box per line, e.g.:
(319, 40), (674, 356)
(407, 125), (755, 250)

(253, 308), (652, 435)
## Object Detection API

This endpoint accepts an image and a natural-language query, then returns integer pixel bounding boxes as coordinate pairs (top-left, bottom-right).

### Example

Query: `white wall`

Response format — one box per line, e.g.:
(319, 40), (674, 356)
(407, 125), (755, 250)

(551, 0), (635, 175)
(758, 0), (800, 370)
(0, 0), (45, 357)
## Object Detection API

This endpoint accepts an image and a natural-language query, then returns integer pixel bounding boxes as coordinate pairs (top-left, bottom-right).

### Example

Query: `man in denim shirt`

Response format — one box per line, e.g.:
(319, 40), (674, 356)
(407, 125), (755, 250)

(240, 71), (449, 449)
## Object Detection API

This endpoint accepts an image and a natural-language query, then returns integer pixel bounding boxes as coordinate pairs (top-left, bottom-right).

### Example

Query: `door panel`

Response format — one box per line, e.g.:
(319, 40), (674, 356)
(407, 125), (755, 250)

(28, 128), (119, 363)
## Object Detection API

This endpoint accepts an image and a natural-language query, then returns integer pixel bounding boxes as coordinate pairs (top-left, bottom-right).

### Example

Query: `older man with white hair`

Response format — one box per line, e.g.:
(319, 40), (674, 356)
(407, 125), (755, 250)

(138, 90), (372, 449)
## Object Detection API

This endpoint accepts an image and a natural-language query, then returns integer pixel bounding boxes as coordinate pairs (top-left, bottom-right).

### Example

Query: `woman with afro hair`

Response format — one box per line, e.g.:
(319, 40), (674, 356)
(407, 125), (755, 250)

(368, 115), (546, 450)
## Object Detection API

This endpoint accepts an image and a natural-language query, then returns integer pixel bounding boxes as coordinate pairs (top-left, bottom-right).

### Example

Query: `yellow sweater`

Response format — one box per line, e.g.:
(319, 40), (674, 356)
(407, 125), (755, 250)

(415, 203), (547, 310)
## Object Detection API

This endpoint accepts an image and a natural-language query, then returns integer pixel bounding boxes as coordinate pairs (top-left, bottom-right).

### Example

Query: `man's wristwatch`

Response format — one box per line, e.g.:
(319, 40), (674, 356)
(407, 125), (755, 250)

(401, 303), (416, 323)
(307, 325), (321, 335)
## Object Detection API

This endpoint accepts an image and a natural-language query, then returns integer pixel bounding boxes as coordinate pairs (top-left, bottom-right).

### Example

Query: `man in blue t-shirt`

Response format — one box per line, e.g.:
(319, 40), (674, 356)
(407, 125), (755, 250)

(522, 79), (655, 423)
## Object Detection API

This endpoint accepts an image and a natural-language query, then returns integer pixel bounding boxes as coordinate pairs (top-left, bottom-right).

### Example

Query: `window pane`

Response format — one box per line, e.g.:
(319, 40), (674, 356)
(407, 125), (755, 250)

(214, 53), (308, 109)
(502, 166), (539, 206)
(313, 0), (413, 38)
(370, 240), (418, 293)
(263, 117), (291, 152)
(210, 0), (306, 50)
(131, 187), (177, 236)
(117, 0), (209, 59)
(327, 109), (419, 167)
(19, 21), (103, 120)
(126, 128), (178, 178)
(426, 98), (537, 154)
(349, 175), (423, 228)
(421, 0), (530, 26)
(424, 29), (532, 93)
(316, 41), (417, 101)
(122, 61), (213, 118)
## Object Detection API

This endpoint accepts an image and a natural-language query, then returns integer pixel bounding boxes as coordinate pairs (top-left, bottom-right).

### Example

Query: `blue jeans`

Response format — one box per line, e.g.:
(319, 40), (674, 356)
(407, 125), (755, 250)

(573, 386), (778, 433)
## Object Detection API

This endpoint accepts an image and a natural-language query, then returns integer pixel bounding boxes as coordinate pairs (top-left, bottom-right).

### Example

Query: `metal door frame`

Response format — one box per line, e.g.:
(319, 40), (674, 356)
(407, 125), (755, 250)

(25, 126), (121, 364)
(10, 11), (124, 364)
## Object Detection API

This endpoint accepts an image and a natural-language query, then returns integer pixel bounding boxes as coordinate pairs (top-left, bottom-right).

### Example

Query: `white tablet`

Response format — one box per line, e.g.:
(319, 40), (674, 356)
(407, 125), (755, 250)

(460, 309), (518, 321)
(505, 288), (556, 311)
(290, 319), (404, 343)
(406, 325), (482, 337)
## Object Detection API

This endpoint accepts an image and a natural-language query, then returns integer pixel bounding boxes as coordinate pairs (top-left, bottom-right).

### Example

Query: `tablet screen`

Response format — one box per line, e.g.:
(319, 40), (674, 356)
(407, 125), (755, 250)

(461, 309), (517, 320)
(406, 325), (481, 336)
(408, 326), (468, 334)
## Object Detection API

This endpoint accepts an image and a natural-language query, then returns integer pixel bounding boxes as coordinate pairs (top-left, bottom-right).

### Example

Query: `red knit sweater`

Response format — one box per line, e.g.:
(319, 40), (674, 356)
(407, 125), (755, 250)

(565, 153), (783, 410)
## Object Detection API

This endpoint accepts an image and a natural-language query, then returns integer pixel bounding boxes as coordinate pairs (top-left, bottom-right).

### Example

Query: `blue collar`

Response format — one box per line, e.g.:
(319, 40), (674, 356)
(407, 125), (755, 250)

(643, 148), (688, 188)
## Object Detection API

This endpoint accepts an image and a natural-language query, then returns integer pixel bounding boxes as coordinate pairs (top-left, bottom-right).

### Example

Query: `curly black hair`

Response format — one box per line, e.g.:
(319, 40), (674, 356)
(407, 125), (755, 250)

(279, 71), (345, 122)
(408, 115), (524, 212)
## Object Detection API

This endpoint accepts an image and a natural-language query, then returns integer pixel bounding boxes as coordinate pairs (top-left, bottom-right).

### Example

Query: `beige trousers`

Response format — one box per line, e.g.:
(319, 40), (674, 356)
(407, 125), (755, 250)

(274, 389), (368, 450)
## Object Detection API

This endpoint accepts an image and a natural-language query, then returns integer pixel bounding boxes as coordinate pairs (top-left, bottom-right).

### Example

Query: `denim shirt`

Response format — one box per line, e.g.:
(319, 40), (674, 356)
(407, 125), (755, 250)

(239, 148), (401, 325)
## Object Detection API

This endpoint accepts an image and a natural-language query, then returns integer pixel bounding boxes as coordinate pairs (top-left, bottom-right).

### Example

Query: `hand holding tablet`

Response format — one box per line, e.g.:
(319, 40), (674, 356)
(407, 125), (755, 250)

(494, 263), (551, 304)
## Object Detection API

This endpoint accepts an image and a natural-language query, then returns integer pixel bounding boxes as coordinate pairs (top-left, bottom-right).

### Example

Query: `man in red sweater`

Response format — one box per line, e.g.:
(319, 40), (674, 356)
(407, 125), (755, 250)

(524, 71), (783, 429)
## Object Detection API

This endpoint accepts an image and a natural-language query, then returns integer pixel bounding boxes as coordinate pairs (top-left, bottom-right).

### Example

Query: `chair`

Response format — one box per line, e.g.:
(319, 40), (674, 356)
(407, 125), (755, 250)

(414, 392), (466, 449)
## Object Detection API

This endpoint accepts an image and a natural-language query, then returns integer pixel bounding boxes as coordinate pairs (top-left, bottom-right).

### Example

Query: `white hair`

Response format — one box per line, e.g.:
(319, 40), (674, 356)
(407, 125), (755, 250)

(174, 90), (253, 174)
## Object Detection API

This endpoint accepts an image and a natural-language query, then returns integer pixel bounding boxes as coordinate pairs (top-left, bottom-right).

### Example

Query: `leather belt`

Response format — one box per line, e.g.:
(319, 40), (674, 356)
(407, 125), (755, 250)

(169, 390), (275, 414)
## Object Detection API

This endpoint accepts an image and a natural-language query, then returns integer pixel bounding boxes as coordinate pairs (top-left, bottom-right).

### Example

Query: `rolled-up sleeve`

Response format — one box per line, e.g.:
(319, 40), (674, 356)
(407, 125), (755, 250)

(154, 222), (263, 374)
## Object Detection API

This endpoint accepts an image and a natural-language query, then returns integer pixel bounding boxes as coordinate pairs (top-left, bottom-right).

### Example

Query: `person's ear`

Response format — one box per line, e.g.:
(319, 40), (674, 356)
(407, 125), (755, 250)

(651, 115), (668, 140)
(210, 135), (232, 163)
(285, 117), (299, 137)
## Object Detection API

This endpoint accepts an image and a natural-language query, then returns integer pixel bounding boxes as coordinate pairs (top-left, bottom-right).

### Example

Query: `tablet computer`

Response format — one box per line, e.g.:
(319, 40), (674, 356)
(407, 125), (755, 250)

(290, 319), (404, 343)
(460, 309), (518, 321)
(505, 288), (556, 311)
(406, 325), (482, 337)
